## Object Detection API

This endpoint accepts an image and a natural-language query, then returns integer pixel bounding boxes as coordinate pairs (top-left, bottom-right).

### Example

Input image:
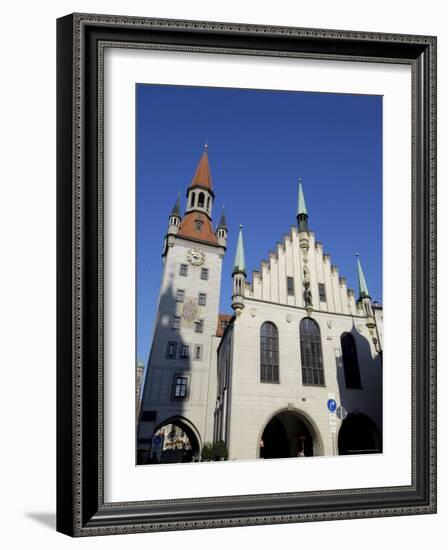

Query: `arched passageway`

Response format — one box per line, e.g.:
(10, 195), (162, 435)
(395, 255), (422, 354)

(260, 410), (321, 459)
(149, 417), (201, 464)
(337, 413), (382, 455)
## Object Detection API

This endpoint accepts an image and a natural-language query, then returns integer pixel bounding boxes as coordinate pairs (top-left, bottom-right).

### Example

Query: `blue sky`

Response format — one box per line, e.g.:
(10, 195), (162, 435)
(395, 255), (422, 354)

(136, 84), (382, 363)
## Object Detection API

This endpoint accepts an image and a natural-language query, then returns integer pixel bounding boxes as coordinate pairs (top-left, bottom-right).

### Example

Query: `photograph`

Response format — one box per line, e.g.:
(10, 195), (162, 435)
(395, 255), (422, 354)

(135, 84), (383, 465)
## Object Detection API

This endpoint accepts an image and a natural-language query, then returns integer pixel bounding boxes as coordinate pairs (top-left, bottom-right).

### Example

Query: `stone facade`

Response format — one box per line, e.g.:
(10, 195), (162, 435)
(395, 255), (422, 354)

(215, 190), (382, 460)
(215, 301), (382, 459)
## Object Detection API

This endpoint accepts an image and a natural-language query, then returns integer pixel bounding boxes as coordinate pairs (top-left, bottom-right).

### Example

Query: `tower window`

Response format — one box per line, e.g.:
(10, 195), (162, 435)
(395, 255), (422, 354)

(341, 333), (362, 389)
(200, 268), (209, 280)
(195, 218), (203, 231)
(179, 263), (188, 276)
(166, 341), (177, 358)
(198, 192), (205, 208)
(176, 289), (185, 302)
(180, 344), (190, 359)
(260, 321), (279, 383)
(300, 318), (325, 386)
(198, 293), (207, 306)
(195, 320), (204, 333)
(190, 192), (196, 207)
(319, 283), (326, 302)
(172, 316), (181, 330)
(173, 376), (188, 399)
(194, 344), (203, 361)
(207, 196), (211, 211)
(287, 276), (295, 296)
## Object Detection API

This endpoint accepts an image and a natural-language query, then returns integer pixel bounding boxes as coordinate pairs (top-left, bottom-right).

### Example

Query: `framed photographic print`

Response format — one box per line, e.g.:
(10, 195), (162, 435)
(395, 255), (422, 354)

(56, 13), (437, 536)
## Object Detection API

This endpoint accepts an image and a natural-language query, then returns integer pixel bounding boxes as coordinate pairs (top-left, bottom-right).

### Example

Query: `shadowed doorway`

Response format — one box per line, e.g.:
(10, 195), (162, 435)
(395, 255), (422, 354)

(337, 412), (382, 455)
(260, 410), (320, 459)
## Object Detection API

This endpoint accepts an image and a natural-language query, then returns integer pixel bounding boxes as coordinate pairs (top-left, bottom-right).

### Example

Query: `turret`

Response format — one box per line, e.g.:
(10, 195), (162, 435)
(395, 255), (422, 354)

(356, 253), (377, 319)
(216, 206), (228, 248)
(356, 254), (380, 350)
(232, 225), (246, 314)
(296, 179), (312, 309)
(167, 192), (181, 235)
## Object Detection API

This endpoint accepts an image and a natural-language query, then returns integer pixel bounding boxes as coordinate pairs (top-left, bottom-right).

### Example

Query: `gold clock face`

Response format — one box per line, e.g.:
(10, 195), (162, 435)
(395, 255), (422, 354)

(187, 248), (205, 266)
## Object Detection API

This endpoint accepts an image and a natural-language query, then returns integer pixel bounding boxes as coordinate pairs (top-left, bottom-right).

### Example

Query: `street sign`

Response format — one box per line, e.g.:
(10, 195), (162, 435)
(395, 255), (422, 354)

(336, 406), (348, 420)
(152, 435), (164, 450)
(327, 399), (337, 412)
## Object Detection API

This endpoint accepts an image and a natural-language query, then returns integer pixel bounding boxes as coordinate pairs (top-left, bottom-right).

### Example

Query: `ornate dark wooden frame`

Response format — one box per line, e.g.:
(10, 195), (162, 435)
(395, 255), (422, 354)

(56, 13), (437, 537)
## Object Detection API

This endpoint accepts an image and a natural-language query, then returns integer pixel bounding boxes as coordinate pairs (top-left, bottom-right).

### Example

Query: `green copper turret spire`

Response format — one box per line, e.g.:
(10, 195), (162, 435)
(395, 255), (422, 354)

(297, 178), (307, 216)
(171, 192), (181, 217)
(233, 224), (246, 275)
(296, 178), (309, 231)
(356, 254), (370, 299)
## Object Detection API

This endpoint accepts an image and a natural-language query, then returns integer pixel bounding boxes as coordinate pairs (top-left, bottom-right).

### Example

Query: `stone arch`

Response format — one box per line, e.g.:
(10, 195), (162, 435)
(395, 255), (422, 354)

(152, 416), (202, 463)
(257, 407), (323, 459)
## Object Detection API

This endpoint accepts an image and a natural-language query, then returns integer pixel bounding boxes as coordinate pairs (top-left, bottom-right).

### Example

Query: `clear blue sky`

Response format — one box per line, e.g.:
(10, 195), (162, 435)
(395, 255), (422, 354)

(136, 84), (382, 363)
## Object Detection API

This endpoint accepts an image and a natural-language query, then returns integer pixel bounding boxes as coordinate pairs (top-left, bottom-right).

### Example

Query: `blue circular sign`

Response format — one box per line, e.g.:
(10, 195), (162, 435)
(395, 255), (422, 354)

(327, 399), (337, 412)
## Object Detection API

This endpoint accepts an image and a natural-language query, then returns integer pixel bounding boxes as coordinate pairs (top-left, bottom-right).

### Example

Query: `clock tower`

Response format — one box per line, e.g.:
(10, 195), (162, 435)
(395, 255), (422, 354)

(138, 146), (227, 463)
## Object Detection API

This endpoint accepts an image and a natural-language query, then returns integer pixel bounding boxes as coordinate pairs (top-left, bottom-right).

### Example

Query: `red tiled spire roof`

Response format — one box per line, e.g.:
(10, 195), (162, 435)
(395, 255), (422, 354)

(177, 211), (219, 246)
(189, 148), (213, 191)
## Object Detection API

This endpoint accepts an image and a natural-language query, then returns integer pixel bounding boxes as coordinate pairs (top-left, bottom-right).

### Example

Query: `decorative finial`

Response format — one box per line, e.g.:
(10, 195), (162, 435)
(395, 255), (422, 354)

(204, 138), (208, 150)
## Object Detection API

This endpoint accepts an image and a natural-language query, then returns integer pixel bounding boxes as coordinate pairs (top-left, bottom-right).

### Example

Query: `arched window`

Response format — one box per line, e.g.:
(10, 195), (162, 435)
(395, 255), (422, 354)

(190, 192), (196, 207)
(198, 192), (205, 208)
(341, 333), (362, 389)
(300, 318), (324, 386)
(207, 196), (211, 211)
(260, 322), (279, 383)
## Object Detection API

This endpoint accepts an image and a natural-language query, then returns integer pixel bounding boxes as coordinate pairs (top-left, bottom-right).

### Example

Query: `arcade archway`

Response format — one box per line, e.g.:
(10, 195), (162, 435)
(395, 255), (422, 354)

(259, 410), (322, 459)
(150, 416), (201, 464)
(337, 413), (382, 455)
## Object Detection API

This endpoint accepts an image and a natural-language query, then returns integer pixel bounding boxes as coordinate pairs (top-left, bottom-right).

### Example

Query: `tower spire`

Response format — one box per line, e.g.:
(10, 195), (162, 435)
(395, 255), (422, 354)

(233, 225), (246, 275)
(232, 225), (246, 314)
(189, 147), (213, 192)
(218, 205), (227, 229)
(356, 254), (370, 299)
(171, 192), (181, 217)
(296, 178), (309, 231)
